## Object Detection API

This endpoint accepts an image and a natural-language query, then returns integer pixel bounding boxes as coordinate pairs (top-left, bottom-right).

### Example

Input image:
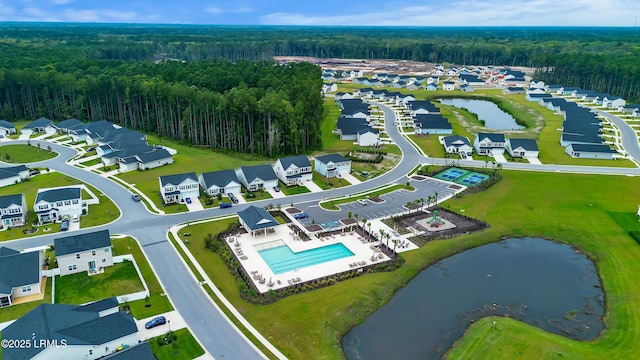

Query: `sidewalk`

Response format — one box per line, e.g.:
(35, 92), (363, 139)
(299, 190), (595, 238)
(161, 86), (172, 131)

(135, 310), (188, 340)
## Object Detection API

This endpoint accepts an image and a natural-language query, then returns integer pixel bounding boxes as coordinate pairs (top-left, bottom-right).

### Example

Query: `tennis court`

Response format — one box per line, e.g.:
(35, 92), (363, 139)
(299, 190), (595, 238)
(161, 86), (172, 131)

(457, 173), (489, 186)
(434, 167), (468, 181)
(435, 167), (489, 186)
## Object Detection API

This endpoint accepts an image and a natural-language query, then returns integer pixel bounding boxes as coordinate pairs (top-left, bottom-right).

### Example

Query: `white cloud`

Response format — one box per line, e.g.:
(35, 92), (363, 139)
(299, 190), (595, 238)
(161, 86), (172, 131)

(63, 9), (99, 22)
(103, 10), (137, 21)
(0, 3), (14, 16)
(205, 4), (253, 15)
(51, 0), (74, 5)
(205, 6), (222, 14)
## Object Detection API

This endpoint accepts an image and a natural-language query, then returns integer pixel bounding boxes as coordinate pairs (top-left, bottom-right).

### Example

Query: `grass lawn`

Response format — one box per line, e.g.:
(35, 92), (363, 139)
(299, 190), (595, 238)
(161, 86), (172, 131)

(409, 134), (446, 157)
(0, 276), (52, 323)
(312, 171), (351, 190)
(149, 328), (205, 360)
(80, 158), (101, 167)
(116, 135), (267, 212)
(243, 190), (273, 202)
(320, 99), (355, 152)
(174, 170), (640, 360)
(54, 262), (144, 305)
(0, 172), (120, 241)
(112, 237), (173, 319)
(279, 183), (310, 196)
(0, 144), (57, 163)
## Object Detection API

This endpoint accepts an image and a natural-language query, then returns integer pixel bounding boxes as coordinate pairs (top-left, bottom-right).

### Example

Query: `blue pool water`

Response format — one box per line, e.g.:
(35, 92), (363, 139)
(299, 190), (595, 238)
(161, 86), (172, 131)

(259, 243), (354, 274)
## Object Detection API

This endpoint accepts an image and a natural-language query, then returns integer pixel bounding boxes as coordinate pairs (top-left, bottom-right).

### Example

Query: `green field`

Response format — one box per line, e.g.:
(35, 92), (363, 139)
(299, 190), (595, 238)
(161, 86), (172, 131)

(149, 328), (205, 360)
(175, 170), (640, 360)
(0, 144), (57, 163)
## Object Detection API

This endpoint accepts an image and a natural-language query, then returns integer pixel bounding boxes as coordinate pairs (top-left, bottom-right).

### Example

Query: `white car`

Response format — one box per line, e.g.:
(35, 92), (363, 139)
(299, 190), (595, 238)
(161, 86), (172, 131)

(72, 214), (80, 223)
(357, 199), (368, 206)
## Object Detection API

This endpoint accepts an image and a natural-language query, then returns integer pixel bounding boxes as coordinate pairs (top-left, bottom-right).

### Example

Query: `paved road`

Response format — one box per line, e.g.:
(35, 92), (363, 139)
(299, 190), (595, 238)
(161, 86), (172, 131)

(3, 99), (640, 359)
(594, 109), (640, 162)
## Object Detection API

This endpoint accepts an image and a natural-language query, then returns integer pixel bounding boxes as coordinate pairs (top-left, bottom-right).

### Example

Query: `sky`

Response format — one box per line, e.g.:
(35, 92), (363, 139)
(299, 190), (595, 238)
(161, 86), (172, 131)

(0, 0), (639, 26)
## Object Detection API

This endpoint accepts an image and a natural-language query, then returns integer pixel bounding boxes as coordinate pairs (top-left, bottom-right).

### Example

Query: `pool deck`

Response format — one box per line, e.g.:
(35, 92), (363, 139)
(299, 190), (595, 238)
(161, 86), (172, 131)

(227, 221), (412, 294)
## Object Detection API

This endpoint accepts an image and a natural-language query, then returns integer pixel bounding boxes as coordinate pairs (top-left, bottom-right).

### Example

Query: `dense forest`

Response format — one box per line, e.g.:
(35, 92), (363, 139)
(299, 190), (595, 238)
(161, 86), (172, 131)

(1, 24), (639, 157)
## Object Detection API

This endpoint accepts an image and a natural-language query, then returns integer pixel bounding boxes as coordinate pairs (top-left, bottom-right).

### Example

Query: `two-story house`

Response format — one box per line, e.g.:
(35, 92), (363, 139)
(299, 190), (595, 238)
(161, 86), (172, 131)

(314, 154), (352, 178)
(0, 193), (27, 229)
(273, 155), (312, 186)
(0, 247), (44, 308)
(474, 132), (506, 156)
(158, 172), (199, 204)
(55, 229), (113, 276)
(33, 186), (84, 223)
(199, 170), (242, 195)
(235, 165), (279, 192)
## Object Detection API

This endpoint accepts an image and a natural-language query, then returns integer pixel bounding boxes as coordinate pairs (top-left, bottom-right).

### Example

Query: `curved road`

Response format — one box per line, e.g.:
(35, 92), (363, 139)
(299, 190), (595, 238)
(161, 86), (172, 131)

(3, 100), (640, 359)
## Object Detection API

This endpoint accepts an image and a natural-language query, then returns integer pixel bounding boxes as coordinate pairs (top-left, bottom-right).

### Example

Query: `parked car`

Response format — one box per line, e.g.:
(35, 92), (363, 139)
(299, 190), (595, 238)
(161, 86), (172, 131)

(60, 220), (69, 231)
(87, 147), (96, 152)
(131, 194), (141, 202)
(145, 316), (167, 329)
(72, 214), (80, 223)
(357, 199), (368, 206)
(293, 213), (309, 220)
(228, 193), (238, 204)
(29, 169), (41, 176)
(273, 186), (281, 192)
(185, 197), (192, 204)
(220, 202), (232, 209)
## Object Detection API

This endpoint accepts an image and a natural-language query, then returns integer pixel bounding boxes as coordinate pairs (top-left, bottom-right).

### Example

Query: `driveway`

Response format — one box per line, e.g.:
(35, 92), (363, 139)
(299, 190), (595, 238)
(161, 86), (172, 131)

(265, 187), (285, 199)
(492, 152), (507, 163)
(342, 173), (361, 184)
(527, 157), (542, 165)
(185, 197), (205, 211)
(135, 310), (188, 340)
(304, 180), (324, 193)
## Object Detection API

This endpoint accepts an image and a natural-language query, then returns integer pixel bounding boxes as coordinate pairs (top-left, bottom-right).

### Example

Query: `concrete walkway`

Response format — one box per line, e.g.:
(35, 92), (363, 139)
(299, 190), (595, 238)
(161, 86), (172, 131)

(135, 310), (188, 340)
(304, 180), (324, 193)
(342, 173), (362, 184)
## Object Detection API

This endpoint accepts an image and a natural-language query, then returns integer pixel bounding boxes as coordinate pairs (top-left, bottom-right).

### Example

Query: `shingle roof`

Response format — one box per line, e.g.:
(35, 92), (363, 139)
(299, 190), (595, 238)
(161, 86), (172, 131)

(0, 165), (27, 180)
(22, 117), (52, 129)
(477, 132), (505, 143)
(0, 194), (24, 208)
(337, 117), (369, 135)
(135, 148), (172, 163)
(35, 187), (81, 204)
(55, 118), (84, 130)
(200, 169), (241, 189)
(357, 127), (379, 135)
(237, 206), (278, 231)
(0, 249), (40, 295)
(508, 138), (539, 151)
(315, 153), (350, 165)
(443, 135), (471, 148)
(569, 144), (617, 153)
(159, 172), (197, 187)
(103, 342), (156, 360)
(408, 100), (439, 113)
(237, 165), (277, 183)
(54, 229), (112, 256)
(0, 120), (15, 129)
(278, 155), (311, 171)
(414, 114), (452, 130)
(74, 297), (119, 313)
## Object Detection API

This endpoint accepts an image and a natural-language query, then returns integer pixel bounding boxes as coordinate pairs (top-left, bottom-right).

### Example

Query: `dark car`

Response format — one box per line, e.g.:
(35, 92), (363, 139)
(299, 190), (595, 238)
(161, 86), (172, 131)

(220, 202), (232, 209)
(185, 197), (192, 204)
(131, 194), (141, 202)
(293, 213), (309, 220)
(29, 169), (41, 176)
(228, 193), (239, 204)
(60, 220), (69, 231)
(273, 186), (281, 192)
(145, 316), (167, 329)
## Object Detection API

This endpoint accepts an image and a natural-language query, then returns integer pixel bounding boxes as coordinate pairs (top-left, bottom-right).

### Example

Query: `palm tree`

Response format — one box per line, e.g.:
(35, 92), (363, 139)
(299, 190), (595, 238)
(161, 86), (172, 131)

(385, 233), (391, 249)
(367, 222), (372, 241)
(405, 201), (413, 214)
(392, 239), (398, 254)
(433, 192), (439, 206)
(379, 229), (385, 242)
(419, 198), (425, 211)
(361, 218), (367, 237)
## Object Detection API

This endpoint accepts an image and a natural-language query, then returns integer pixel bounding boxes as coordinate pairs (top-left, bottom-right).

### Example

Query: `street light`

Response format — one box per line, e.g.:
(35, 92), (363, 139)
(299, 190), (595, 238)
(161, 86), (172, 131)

(168, 319), (171, 332)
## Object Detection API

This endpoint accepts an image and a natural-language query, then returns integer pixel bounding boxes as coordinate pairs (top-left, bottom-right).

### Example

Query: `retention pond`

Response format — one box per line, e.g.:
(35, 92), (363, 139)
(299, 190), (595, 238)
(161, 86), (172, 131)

(439, 98), (524, 130)
(343, 237), (604, 360)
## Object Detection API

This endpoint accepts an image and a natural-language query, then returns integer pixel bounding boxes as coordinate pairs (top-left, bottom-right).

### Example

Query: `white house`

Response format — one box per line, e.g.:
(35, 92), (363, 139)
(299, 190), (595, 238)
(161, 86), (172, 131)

(1, 297), (140, 360)
(322, 83), (338, 93)
(158, 172), (199, 204)
(529, 80), (545, 89)
(505, 138), (539, 158)
(273, 155), (312, 186)
(441, 135), (473, 157)
(0, 193), (27, 229)
(119, 148), (174, 172)
(357, 128), (380, 146)
(199, 170), (242, 195)
(602, 96), (625, 109)
(0, 120), (16, 135)
(565, 144), (617, 159)
(34, 186), (85, 223)
(314, 154), (351, 178)
(474, 132), (506, 155)
(236, 165), (279, 192)
(0, 247), (44, 308)
(0, 165), (29, 188)
(55, 229), (114, 276)
(20, 117), (53, 135)
(442, 81), (455, 91)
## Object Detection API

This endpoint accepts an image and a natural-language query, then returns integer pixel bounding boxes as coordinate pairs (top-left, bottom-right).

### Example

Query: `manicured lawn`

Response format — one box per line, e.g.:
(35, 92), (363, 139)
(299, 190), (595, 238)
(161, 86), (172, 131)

(112, 237), (173, 319)
(0, 144), (57, 163)
(312, 171), (351, 190)
(0, 277), (52, 323)
(149, 328), (205, 360)
(54, 262), (144, 305)
(320, 98), (355, 152)
(243, 190), (273, 202)
(0, 172), (120, 241)
(175, 170), (640, 360)
(279, 182), (310, 196)
(80, 158), (101, 167)
(409, 134), (446, 157)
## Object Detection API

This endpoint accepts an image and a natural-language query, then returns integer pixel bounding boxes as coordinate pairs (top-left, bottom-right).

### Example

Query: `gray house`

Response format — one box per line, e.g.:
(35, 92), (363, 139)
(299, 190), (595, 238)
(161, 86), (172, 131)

(235, 165), (278, 192)
(0, 247), (44, 308)
(199, 170), (242, 195)
(54, 229), (113, 276)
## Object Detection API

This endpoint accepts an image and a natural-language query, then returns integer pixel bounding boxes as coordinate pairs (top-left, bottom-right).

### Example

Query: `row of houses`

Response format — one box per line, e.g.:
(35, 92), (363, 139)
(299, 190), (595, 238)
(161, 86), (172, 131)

(334, 98), (380, 147)
(404, 100), (453, 135)
(441, 133), (540, 159)
(158, 154), (352, 204)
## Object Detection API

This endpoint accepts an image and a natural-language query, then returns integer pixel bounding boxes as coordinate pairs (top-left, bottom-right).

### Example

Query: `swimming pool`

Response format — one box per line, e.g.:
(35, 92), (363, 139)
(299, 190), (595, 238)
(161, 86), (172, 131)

(258, 243), (355, 274)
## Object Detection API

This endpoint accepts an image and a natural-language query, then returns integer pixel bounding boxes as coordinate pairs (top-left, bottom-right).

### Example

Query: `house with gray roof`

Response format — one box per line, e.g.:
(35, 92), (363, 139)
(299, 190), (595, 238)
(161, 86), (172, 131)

(69, 120), (115, 143)
(441, 135), (473, 157)
(21, 117), (54, 135)
(1, 297), (139, 360)
(505, 138), (539, 158)
(0, 119), (16, 135)
(414, 114), (453, 135)
(237, 206), (278, 236)
(159, 172), (199, 204)
(235, 165), (279, 192)
(0, 165), (29, 188)
(53, 118), (84, 134)
(102, 342), (156, 360)
(34, 186), (84, 223)
(55, 229), (113, 276)
(474, 132), (506, 156)
(199, 170), (242, 195)
(273, 155), (312, 186)
(314, 154), (351, 178)
(357, 127), (379, 147)
(0, 193), (27, 229)
(602, 95), (625, 109)
(566, 144), (617, 159)
(0, 247), (43, 308)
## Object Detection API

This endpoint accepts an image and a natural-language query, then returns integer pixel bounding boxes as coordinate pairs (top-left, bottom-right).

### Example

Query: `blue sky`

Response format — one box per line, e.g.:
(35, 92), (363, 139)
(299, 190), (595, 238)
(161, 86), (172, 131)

(0, 0), (638, 26)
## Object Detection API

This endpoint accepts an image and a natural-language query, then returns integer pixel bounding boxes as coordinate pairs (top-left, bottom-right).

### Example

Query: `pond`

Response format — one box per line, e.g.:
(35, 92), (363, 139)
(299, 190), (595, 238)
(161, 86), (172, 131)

(439, 98), (524, 130)
(342, 237), (604, 360)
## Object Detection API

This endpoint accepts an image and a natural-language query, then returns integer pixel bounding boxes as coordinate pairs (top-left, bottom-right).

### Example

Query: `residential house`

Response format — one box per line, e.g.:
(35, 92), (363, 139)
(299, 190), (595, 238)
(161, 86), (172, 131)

(237, 206), (278, 237)
(526, 88), (546, 94)
(413, 114), (453, 135)
(199, 170), (242, 195)
(525, 93), (552, 102)
(0, 193), (27, 229)
(474, 132), (506, 155)
(34, 186), (84, 223)
(505, 138), (539, 158)
(357, 127), (380, 146)
(55, 229), (113, 276)
(529, 80), (545, 89)
(425, 83), (438, 91)
(0, 120), (16, 135)
(442, 81), (455, 91)
(565, 144), (617, 159)
(459, 84), (475, 92)
(0, 165), (29, 188)
(545, 84), (563, 93)
(406, 100), (440, 116)
(119, 148), (174, 172)
(459, 74), (484, 86)
(503, 87), (526, 95)
(1, 297), (139, 360)
(577, 90), (599, 102)
(602, 96), (625, 109)
(441, 135), (473, 157)
(158, 172), (199, 204)
(352, 77), (368, 85)
(322, 83), (338, 93)
(561, 87), (582, 96)
(397, 94), (416, 107)
(619, 103), (640, 114)
(406, 83), (421, 90)
(20, 117), (53, 135)
(336, 116), (369, 141)
(427, 76), (439, 85)
(391, 81), (406, 88)
(354, 88), (374, 97)
(236, 165), (279, 192)
(0, 247), (44, 308)
(273, 155), (312, 186)
(69, 120), (115, 143)
(53, 118), (84, 134)
(314, 154), (351, 178)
